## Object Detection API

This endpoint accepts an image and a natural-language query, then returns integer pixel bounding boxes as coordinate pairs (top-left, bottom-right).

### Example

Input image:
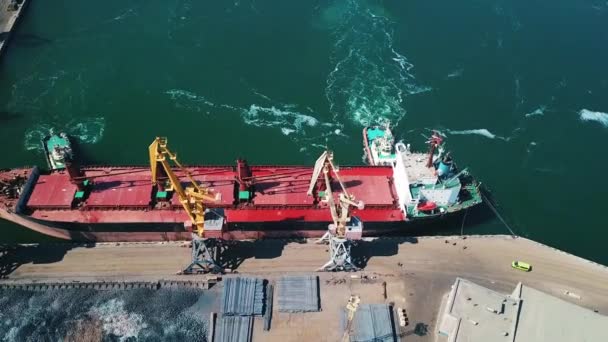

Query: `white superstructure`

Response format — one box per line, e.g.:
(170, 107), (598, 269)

(392, 142), (461, 217)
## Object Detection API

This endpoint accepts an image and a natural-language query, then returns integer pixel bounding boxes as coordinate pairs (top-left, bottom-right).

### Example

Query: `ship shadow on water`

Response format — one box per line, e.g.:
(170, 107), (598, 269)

(66, 139), (116, 168)
(68, 139), (100, 166)
(0, 111), (23, 123)
(12, 33), (53, 48)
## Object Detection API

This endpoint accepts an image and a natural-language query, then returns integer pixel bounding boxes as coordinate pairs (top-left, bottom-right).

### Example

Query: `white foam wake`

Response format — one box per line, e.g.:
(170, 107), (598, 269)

(113, 7), (138, 21)
(447, 128), (503, 140)
(323, 0), (430, 128)
(165, 89), (341, 149)
(24, 117), (106, 151)
(165, 89), (215, 112)
(524, 105), (546, 118)
(71, 117), (106, 144)
(579, 109), (608, 128)
(446, 69), (464, 79)
(242, 104), (319, 134)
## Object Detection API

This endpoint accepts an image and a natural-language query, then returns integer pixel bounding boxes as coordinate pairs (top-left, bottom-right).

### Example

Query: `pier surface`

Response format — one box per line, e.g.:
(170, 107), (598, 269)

(2, 235), (608, 341)
(0, 0), (27, 55)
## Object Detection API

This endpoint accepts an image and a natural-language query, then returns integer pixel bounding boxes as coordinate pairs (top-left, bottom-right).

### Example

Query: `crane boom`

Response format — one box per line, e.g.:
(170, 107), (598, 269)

(149, 137), (218, 237)
(308, 150), (364, 238)
(342, 295), (361, 342)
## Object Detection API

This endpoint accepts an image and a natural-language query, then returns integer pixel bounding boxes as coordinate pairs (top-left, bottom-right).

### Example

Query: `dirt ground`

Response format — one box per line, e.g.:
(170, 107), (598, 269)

(3, 235), (608, 342)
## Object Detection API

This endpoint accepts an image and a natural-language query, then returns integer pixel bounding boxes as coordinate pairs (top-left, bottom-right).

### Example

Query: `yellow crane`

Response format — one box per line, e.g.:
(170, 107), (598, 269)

(307, 150), (364, 238)
(342, 295), (361, 342)
(149, 137), (218, 237)
(308, 150), (364, 271)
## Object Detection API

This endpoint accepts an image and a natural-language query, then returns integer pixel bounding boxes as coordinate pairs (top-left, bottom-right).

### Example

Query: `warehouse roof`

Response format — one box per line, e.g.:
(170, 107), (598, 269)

(438, 278), (608, 342)
(515, 284), (608, 341)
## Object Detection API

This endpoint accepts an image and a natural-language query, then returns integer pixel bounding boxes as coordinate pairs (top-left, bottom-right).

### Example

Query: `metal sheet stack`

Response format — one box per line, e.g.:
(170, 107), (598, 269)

(350, 304), (396, 342)
(221, 277), (265, 316)
(277, 275), (320, 312)
(215, 316), (253, 342)
(216, 277), (266, 342)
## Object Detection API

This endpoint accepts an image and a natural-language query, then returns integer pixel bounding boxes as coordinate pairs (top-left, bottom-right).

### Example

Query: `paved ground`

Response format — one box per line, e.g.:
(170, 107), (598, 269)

(0, 0), (27, 55)
(2, 235), (608, 341)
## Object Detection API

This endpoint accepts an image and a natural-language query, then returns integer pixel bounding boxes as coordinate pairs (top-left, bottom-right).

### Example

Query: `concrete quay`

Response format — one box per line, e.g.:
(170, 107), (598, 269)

(1, 235), (607, 341)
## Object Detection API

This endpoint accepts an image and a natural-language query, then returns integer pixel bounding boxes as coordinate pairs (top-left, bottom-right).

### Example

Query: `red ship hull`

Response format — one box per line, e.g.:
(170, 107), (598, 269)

(0, 207), (411, 241)
(1, 165), (406, 242)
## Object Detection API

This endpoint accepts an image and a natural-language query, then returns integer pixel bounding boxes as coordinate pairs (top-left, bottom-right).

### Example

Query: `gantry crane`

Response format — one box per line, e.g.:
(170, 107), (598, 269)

(149, 137), (223, 273)
(307, 150), (364, 271)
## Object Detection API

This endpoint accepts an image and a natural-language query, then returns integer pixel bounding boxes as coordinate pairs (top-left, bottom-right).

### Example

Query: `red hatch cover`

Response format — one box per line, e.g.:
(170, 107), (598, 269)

(27, 174), (76, 209)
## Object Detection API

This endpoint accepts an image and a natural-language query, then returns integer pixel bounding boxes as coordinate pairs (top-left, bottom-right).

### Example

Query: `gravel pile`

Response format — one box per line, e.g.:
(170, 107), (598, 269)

(0, 287), (219, 341)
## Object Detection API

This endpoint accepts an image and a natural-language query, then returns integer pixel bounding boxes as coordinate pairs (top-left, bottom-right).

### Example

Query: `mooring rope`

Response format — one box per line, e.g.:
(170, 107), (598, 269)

(481, 192), (517, 238)
(460, 208), (468, 236)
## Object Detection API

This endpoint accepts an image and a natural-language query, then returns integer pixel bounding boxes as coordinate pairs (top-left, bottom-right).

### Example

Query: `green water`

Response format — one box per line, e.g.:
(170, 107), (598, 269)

(1, 0), (607, 263)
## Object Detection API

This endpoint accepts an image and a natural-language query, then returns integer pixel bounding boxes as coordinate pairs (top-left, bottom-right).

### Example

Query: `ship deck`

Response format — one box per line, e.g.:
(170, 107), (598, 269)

(22, 165), (403, 225)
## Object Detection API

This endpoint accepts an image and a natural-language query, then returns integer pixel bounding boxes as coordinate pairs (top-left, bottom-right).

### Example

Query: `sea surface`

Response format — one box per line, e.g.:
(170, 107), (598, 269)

(1, 0), (607, 263)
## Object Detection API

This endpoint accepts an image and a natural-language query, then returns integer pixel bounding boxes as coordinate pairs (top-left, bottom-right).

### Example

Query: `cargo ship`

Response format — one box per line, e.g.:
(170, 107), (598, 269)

(0, 134), (481, 242)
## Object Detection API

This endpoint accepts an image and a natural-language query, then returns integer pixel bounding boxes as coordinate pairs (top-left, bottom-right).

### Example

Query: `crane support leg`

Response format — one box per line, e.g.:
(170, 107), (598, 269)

(181, 234), (223, 274)
(317, 234), (358, 272)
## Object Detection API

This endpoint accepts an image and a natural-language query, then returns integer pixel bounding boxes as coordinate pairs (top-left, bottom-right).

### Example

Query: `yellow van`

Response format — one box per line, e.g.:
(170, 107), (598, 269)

(511, 260), (532, 272)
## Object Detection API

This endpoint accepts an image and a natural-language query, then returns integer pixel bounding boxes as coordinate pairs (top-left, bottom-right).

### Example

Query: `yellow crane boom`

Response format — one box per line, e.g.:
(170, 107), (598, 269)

(307, 150), (364, 238)
(149, 137), (218, 237)
(342, 295), (361, 342)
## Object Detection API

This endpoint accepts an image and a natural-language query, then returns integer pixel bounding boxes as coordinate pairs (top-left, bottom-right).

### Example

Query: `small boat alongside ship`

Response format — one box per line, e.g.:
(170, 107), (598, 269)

(42, 132), (73, 171)
(363, 124), (397, 166)
(0, 126), (482, 242)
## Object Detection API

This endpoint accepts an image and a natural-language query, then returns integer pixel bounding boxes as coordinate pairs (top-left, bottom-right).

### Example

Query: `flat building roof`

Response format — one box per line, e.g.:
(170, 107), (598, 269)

(438, 278), (608, 342)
